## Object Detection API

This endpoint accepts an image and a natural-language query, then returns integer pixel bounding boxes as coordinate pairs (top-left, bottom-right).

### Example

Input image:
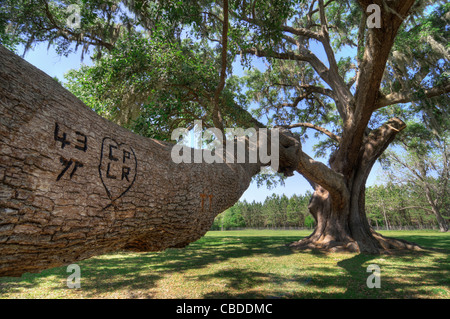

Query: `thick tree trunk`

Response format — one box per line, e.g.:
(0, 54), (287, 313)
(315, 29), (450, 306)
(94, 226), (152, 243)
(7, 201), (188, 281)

(291, 0), (423, 253)
(429, 205), (448, 233)
(0, 46), (302, 277)
(423, 185), (448, 232)
(433, 209), (448, 233)
(291, 184), (422, 254)
(291, 118), (422, 254)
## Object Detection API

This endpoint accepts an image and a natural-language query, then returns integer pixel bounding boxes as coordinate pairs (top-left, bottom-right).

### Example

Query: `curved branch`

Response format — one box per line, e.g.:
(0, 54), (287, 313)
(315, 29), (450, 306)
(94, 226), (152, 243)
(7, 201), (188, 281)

(40, 0), (115, 52)
(318, 0), (339, 76)
(356, 117), (407, 185)
(295, 150), (349, 210)
(232, 13), (322, 41)
(362, 117), (407, 165)
(280, 122), (341, 143)
(241, 47), (351, 121)
(272, 94), (309, 109)
(281, 25), (322, 41)
(270, 84), (337, 110)
(399, 206), (434, 214)
(376, 83), (450, 109)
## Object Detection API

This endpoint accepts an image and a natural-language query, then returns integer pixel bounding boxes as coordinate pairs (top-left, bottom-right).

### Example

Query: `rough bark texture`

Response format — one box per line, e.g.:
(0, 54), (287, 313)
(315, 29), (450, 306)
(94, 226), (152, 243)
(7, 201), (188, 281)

(291, 117), (423, 254)
(0, 45), (301, 277)
(288, 0), (425, 254)
(289, 110), (425, 254)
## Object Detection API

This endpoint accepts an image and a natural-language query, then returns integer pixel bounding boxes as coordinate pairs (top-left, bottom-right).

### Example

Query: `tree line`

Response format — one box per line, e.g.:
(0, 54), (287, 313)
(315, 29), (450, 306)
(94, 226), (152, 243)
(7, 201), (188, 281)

(212, 180), (449, 231)
(212, 192), (315, 230)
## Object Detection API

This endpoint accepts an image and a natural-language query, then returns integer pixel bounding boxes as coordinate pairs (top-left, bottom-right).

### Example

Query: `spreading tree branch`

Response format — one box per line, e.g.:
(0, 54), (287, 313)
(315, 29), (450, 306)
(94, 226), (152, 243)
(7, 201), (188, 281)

(241, 47), (333, 88)
(296, 150), (349, 210)
(40, 0), (115, 53)
(398, 206), (434, 214)
(270, 85), (336, 111)
(233, 14), (322, 41)
(280, 122), (341, 143)
(376, 83), (450, 109)
(280, 25), (322, 41)
(212, 0), (229, 131)
(318, 0), (339, 76)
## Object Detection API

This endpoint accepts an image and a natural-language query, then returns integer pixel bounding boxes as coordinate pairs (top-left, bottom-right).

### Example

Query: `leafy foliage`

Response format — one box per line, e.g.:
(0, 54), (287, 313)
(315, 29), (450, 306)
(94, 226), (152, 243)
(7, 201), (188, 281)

(3, 1), (448, 147)
(64, 31), (229, 140)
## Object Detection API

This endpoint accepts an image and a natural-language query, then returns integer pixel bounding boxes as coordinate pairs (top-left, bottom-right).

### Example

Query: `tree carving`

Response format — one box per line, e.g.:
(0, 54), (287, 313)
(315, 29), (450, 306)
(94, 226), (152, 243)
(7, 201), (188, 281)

(0, 45), (301, 276)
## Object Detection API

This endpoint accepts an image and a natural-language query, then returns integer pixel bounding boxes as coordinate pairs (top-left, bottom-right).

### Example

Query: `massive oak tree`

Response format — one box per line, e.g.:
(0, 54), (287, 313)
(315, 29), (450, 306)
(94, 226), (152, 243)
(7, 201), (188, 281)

(1, 0), (449, 276)
(0, 43), (302, 276)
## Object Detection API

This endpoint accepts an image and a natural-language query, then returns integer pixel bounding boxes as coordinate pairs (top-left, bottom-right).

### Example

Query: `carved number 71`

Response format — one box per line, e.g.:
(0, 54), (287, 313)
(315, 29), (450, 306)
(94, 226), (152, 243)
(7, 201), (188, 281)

(56, 157), (83, 181)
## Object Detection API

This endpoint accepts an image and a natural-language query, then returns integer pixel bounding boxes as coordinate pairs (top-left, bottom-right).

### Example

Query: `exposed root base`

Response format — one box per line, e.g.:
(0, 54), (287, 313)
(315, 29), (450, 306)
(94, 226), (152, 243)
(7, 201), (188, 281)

(289, 239), (360, 253)
(289, 231), (423, 254)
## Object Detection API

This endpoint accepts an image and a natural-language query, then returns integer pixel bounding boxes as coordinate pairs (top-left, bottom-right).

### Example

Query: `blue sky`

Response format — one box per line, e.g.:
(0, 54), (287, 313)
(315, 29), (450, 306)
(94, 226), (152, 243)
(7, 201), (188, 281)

(20, 41), (384, 203)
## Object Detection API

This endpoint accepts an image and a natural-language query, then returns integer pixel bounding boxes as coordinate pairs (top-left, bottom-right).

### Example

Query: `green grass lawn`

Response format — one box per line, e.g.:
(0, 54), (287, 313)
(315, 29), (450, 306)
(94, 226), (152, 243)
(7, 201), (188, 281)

(0, 230), (448, 299)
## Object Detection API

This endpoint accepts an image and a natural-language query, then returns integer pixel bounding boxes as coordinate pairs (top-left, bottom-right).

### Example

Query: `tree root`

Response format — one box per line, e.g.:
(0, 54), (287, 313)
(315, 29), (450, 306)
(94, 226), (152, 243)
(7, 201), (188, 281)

(289, 230), (423, 254)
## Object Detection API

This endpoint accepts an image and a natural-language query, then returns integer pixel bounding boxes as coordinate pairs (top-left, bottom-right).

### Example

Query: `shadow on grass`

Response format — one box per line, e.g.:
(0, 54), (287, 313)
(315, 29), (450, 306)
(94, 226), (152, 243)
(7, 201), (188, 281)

(389, 233), (450, 252)
(0, 232), (448, 298)
(0, 235), (299, 298)
(199, 233), (450, 299)
(202, 249), (448, 299)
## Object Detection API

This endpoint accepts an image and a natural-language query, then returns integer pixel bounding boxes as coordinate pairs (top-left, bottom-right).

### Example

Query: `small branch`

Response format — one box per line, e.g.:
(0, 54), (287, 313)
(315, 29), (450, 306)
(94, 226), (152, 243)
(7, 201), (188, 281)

(241, 47), (312, 63)
(280, 122), (341, 143)
(234, 14), (322, 41)
(200, 11), (223, 23)
(398, 206), (434, 214)
(318, 0), (339, 75)
(241, 47), (332, 88)
(308, 0), (335, 18)
(271, 85), (337, 110)
(243, 44), (350, 121)
(376, 83), (450, 109)
(272, 94), (309, 109)
(281, 25), (322, 41)
(389, 152), (425, 182)
(301, 84), (336, 99)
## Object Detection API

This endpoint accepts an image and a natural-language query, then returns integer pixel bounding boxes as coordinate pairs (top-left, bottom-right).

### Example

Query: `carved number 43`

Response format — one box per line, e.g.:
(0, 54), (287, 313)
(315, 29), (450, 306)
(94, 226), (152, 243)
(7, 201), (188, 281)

(54, 122), (87, 181)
